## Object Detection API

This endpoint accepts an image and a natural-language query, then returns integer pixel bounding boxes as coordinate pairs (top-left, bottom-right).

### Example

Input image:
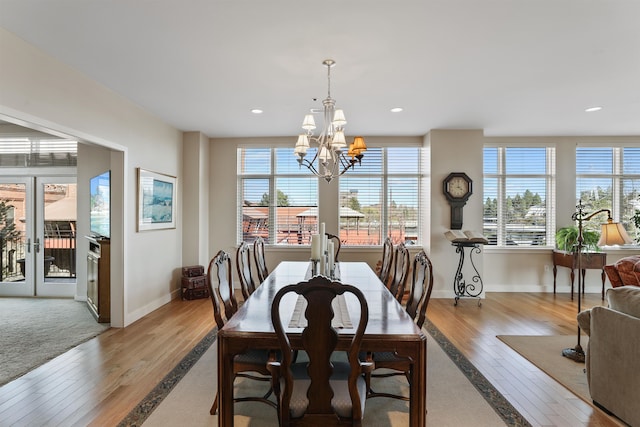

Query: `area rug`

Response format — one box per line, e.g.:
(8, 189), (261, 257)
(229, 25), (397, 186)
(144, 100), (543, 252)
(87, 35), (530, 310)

(0, 298), (110, 386)
(119, 321), (530, 427)
(497, 335), (590, 403)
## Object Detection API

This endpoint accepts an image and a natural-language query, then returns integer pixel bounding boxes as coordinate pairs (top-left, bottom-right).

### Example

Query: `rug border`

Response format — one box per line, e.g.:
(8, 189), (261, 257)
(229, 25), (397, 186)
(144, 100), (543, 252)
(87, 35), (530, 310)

(119, 321), (532, 427)
(118, 327), (218, 427)
(424, 319), (532, 427)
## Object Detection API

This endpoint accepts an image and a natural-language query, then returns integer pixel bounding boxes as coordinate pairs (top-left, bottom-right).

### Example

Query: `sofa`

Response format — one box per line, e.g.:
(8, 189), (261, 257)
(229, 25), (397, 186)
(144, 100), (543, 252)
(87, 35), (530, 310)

(604, 255), (640, 288)
(577, 286), (640, 427)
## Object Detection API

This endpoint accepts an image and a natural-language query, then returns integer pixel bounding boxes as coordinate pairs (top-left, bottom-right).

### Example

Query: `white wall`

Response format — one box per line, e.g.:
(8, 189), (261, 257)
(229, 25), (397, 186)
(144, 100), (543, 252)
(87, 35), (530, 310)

(0, 27), (183, 327)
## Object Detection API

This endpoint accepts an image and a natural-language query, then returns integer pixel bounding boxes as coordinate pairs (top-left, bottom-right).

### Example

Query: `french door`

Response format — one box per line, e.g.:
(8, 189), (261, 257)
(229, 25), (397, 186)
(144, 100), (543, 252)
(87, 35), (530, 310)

(0, 176), (76, 297)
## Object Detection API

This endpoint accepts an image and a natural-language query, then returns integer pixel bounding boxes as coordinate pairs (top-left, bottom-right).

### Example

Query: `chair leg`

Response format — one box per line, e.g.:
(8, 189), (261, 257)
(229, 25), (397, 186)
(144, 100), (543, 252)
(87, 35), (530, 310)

(210, 392), (219, 415)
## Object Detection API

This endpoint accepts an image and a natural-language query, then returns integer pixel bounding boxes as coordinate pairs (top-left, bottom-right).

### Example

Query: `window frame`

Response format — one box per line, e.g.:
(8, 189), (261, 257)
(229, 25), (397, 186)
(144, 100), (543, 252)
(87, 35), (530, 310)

(338, 146), (423, 247)
(576, 146), (640, 240)
(483, 145), (556, 248)
(237, 147), (319, 246)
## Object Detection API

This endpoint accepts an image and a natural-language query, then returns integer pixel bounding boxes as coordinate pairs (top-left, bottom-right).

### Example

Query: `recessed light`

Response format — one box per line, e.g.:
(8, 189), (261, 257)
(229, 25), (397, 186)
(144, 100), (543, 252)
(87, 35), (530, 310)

(390, 107), (403, 113)
(251, 109), (263, 114)
(585, 106), (602, 112)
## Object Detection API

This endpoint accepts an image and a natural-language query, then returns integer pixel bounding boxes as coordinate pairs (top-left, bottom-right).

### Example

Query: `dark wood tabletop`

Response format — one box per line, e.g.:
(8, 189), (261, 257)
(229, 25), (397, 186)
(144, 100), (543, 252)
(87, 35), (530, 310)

(217, 261), (427, 426)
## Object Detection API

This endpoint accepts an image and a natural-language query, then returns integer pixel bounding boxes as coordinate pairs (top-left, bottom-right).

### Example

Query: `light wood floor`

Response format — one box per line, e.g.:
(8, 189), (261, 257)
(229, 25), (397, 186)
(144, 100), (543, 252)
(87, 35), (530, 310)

(0, 292), (624, 427)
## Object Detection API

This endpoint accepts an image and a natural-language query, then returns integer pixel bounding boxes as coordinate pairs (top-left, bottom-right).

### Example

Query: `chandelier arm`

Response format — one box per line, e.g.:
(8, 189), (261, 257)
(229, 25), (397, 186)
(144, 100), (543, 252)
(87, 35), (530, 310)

(299, 157), (322, 176)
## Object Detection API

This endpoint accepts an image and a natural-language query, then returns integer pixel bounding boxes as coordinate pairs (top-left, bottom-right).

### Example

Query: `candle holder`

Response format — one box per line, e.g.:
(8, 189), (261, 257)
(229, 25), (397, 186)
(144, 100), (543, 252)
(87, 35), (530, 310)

(310, 258), (319, 276)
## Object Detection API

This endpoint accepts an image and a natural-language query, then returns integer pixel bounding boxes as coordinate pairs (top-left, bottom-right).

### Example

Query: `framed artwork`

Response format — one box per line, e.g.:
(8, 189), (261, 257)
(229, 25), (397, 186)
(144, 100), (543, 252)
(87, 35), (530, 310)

(137, 168), (176, 231)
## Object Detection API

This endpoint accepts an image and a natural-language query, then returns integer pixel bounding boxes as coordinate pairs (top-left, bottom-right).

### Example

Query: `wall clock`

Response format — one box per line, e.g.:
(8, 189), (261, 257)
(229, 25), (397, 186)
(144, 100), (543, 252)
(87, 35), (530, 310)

(443, 172), (473, 230)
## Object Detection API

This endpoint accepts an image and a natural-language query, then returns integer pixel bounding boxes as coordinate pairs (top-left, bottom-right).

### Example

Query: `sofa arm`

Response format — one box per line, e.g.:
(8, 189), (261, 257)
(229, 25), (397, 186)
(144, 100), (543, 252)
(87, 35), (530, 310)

(576, 309), (591, 336)
(587, 306), (640, 427)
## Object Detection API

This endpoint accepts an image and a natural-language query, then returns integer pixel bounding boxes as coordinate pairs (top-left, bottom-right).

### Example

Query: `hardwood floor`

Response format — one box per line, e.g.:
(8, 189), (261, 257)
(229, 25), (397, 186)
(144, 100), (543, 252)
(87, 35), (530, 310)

(0, 292), (625, 427)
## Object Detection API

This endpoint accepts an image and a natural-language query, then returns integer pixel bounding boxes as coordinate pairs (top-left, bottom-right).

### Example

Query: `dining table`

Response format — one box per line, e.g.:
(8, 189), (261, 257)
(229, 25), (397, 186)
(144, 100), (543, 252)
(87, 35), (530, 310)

(217, 261), (427, 426)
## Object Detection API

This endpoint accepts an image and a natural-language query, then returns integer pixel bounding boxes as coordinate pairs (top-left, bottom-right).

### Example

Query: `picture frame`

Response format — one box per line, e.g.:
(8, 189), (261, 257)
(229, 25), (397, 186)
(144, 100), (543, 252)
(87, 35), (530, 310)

(137, 168), (177, 231)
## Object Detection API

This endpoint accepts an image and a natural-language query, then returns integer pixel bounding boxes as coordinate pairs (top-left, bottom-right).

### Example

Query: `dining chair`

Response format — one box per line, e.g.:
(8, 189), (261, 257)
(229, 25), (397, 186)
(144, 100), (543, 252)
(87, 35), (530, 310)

(253, 236), (269, 283)
(267, 275), (374, 426)
(387, 243), (411, 303)
(377, 237), (394, 286)
(237, 241), (257, 300)
(325, 232), (341, 262)
(366, 250), (434, 401)
(207, 250), (277, 415)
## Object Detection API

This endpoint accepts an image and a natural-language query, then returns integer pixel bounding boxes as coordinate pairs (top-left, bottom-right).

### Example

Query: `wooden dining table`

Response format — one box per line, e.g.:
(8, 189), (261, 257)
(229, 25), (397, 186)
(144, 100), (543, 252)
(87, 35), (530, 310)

(217, 261), (427, 426)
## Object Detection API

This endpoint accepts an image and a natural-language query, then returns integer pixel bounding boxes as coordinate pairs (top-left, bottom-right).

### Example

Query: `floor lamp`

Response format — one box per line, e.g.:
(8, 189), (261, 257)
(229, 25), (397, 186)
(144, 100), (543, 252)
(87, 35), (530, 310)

(562, 200), (633, 363)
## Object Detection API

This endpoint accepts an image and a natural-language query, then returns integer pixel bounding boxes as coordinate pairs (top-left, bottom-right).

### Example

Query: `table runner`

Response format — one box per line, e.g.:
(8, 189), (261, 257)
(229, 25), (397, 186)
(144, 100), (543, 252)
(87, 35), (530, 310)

(288, 293), (353, 329)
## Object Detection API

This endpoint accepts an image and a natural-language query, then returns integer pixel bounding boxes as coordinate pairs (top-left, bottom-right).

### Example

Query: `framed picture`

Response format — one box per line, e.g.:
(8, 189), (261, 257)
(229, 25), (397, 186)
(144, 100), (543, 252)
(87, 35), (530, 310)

(137, 168), (177, 231)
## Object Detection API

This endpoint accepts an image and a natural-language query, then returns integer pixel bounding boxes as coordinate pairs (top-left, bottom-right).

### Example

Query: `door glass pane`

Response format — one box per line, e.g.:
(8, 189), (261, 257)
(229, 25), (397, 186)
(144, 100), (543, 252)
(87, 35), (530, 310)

(43, 183), (77, 281)
(0, 183), (27, 283)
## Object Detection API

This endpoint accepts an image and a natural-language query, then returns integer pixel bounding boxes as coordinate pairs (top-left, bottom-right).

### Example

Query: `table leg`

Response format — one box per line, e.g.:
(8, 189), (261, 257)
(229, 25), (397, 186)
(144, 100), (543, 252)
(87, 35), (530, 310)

(601, 268), (606, 300)
(553, 264), (558, 294)
(409, 339), (427, 426)
(217, 337), (234, 427)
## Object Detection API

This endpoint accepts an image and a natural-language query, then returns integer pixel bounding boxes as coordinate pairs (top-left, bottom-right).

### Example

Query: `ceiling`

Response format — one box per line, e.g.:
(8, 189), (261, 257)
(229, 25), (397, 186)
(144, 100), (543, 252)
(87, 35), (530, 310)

(1, 0), (639, 139)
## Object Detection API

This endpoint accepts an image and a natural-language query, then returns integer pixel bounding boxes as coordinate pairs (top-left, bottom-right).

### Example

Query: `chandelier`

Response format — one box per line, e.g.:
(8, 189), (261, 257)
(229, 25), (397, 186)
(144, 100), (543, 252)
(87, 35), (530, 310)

(294, 59), (367, 182)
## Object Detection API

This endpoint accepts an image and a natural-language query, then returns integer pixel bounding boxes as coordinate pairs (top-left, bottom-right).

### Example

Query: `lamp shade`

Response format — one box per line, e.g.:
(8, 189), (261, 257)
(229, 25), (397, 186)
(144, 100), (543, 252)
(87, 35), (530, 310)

(598, 220), (633, 246)
(332, 109), (347, 127)
(302, 114), (316, 131)
(318, 146), (332, 163)
(352, 136), (367, 152)
(331, 130), (347, 149)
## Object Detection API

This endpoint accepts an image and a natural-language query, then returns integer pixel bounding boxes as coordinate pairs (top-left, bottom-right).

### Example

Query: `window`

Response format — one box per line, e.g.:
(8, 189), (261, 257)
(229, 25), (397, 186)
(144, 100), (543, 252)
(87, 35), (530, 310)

(576, 147), (640, 238)
(483, 147), (556, 246)
(0, 137), (77, 167)
(238, 147), (318, 245)
(338, 147), (421, 246)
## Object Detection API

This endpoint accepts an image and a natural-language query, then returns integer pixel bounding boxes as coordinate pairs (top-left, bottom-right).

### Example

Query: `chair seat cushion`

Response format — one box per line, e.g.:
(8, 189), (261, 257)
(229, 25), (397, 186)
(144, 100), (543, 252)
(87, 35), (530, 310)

(285, 361), (367, 419)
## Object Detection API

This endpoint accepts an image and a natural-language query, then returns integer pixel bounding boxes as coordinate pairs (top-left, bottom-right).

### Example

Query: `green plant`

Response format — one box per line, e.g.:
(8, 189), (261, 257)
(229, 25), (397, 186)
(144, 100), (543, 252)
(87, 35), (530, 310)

(555, 226), (600, 252)
(632, 209), (640, 244)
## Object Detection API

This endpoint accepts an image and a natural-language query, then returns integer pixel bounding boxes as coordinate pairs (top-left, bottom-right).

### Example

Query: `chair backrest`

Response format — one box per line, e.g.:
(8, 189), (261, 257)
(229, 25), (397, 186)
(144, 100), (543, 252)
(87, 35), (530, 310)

(378, 237), (394, 285)
(405, 250), (434, 329)
(253, 236), (269, 283)
(271, 275), (369, 425)
(388, 243), (410, 302)
(207, 250), (238, 329)
(325, 232), (341, 262)
(236, 242), (257, 300)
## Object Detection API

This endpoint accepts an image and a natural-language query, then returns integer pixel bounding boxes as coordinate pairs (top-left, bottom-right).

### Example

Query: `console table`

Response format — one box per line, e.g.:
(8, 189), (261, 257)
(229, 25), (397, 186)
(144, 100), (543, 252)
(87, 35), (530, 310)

(552, 249), (607, 300)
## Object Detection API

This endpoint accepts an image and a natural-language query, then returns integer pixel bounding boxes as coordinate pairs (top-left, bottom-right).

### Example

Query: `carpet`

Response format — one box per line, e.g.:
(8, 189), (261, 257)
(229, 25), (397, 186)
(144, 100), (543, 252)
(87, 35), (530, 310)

(0, 297), (110, 386)
(120, 321), (530, 427)
(497, 335), (590, 403)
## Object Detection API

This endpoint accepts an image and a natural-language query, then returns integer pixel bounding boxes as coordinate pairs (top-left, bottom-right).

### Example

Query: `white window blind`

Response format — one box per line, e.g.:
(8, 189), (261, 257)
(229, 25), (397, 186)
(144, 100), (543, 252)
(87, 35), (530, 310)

(483, 147), (555, 246)
(238, 147), (318, 245)
(0, 137), (77, 167)
(338, 147), (421, 246)
(576, 146), (640, 237)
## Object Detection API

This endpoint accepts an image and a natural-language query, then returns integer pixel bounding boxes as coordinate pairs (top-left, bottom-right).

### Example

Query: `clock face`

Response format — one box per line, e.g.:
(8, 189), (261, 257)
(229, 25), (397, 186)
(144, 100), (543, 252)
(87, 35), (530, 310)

(447, 176), (469, 198)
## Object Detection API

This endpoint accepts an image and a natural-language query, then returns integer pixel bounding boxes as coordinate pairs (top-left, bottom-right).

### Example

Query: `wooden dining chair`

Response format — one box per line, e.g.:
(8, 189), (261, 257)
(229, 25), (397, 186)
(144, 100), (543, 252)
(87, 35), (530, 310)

(325, 232), (341, 262)
(366, 250), (434, 401)
(207, 250), (276, 415)
(387, 243), (411, 303)
(253, 236), (269, 283)
(377, 237), (394, 286)
(267, 275), (374, 426)
(236, 241), (257, 300)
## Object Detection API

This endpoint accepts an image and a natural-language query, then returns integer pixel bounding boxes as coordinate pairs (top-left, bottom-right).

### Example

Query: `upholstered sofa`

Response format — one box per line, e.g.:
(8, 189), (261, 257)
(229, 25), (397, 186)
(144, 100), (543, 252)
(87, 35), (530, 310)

(604, 255), (640, 288)
(577, 286), (640, 426)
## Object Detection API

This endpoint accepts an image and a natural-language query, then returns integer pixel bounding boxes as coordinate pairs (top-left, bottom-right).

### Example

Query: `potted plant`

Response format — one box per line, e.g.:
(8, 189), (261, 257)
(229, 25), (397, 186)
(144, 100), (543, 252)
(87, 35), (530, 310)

(631, 209), (640, 244)
(555, 226), (601, 252)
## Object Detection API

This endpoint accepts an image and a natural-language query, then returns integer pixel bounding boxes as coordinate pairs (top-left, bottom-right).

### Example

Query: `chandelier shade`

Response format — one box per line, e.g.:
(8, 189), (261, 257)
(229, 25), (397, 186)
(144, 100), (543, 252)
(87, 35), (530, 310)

(294, 59), (366, 182)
